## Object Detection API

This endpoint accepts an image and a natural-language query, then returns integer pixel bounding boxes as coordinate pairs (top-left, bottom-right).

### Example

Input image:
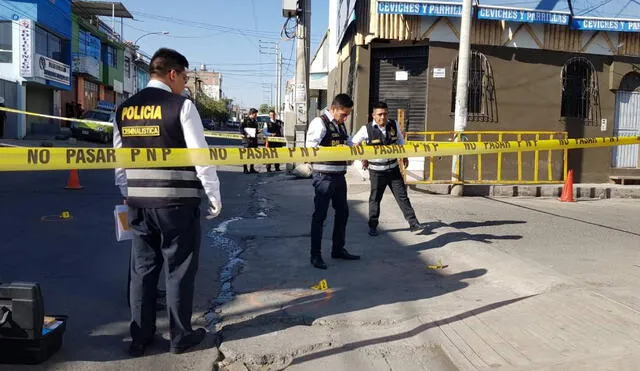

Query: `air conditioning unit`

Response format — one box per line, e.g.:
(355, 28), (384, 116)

(283, 0), (298, 18)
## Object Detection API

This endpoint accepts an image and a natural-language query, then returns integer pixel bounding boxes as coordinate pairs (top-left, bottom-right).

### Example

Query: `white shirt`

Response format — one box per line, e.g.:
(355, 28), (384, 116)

(305, 110), (338, 148)
(114, 79), (221, 207)
(351, 120), (405, 146)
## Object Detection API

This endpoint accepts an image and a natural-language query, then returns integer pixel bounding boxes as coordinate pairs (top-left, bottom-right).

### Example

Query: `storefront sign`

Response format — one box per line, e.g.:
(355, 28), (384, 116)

(572, 19), (640, 32)
(377, 1), (463, 17)
(477, 7), (569, 25)
(35, 54), (70, 85)
(19, 19), (34, 77)
(433, 68), (446, 78)
(395, 71), (409, 80)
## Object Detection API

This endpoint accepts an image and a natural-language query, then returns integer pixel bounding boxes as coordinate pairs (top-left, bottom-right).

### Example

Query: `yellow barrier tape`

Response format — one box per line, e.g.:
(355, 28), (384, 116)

(0, 106), (288, 143)
(204, 131), (287, 143)
(0, 106), (113, 126)
(0, 136), (637, 171)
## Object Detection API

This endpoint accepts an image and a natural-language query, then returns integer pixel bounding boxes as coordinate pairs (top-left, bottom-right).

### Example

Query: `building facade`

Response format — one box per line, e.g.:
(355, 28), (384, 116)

(0, 0), (72, 138)
(186, 66), (222, 100)
(61, 3), (132, 124)
(329, 0), (640, 183)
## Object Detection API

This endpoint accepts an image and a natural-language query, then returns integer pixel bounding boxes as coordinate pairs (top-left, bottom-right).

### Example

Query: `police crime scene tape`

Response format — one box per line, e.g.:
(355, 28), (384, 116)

(0, 106), (287, 143)
(203, 131), (288, 143)
(0, 136), (638, 171)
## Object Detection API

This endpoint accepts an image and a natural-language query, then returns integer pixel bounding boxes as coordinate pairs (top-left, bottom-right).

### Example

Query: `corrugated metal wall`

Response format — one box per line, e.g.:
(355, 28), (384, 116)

(613, 91), (640, 168)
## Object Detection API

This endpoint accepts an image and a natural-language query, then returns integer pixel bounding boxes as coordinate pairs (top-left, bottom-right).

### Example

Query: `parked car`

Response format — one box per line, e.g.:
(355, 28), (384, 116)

(202, 119), (215, 130)
(70, 101), (115, 143)
(226, 118), (240, 128)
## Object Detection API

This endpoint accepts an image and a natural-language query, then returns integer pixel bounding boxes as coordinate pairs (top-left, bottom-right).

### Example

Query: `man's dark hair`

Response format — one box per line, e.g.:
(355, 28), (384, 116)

(269, 109), (276, 114)
(249, 108), (259, 114)
(331, 93), (354, 109)
(372, 101), (388, 110)
(149, 48), (189, 76)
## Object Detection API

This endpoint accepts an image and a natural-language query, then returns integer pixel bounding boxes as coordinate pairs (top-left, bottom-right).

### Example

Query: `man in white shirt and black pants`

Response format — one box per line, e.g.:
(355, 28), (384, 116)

(306, 94), (360, 270)
(351, 101), (424, 237)
(114, 48), (222, 357)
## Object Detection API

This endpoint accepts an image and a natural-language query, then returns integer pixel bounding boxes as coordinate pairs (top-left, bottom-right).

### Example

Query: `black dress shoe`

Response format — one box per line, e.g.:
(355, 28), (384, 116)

(409, 223), (426, 232)
(331, 249), (360, 260)
(170, 328), (207, 354)
(368, 227), (378, 237)
(311, 256), (327, 270)
(127, 336), (155, 358)
(249, 168), (259, 174)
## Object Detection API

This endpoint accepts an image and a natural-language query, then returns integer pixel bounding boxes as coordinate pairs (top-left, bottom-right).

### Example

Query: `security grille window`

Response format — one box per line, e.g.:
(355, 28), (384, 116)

(561, 57), (599, 122)
(450, 51), (497, 122)
(84, 80), (99, 110)
(0, 22), (12, 63)
(125, 57), (131, 78)
(104, 45), (117, 68)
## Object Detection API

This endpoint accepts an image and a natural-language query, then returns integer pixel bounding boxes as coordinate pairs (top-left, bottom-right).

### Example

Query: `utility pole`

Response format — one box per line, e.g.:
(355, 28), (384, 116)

(259, 40), (283, 116)
(450, 0), (473, 197)
(294, 0), (310, 148)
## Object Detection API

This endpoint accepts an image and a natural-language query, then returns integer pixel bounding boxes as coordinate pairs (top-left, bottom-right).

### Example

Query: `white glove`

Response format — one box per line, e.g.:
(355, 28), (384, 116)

(206, 199), (222, 219)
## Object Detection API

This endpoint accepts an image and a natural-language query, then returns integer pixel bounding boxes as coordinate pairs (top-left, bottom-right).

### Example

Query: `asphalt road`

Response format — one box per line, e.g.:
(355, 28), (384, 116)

(0, 136), (244, 370)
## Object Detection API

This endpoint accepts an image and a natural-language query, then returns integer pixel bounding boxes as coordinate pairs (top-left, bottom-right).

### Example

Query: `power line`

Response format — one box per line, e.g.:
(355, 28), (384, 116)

(130, 10), (322, 43)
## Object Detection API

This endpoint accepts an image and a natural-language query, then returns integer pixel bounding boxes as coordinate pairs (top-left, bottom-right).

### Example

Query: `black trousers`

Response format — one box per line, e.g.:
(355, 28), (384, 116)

(266, 141), (284, 171)
(244, 138), (258, 171)
(310, 172), (348, 256)
(368, 166), (418, 229)
(128, 204), (200, 347)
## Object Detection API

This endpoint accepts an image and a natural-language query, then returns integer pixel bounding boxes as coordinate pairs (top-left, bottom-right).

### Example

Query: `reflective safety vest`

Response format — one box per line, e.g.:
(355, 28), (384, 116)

(312, 114), (349, 174)
(365, 120), (400, 171)
(116, 87), (202, 208)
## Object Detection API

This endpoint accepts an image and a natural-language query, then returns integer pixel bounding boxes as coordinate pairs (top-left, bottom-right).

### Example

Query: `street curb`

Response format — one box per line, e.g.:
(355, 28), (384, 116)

(409, 183), (640, 199)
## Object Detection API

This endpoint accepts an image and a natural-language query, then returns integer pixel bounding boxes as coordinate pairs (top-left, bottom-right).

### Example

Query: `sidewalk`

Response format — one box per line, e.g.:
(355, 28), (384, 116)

(349, 162), (640, 199)
(213, 167), (640, 370)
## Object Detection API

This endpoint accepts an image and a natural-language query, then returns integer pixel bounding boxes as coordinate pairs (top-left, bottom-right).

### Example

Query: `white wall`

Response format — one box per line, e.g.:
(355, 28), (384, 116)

(123, 47), (135, 94)
(328, 0), (338, 71)
(0, 22), (21, 83)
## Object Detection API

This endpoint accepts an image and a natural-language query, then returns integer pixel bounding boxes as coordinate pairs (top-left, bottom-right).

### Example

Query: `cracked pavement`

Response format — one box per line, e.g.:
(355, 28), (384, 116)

(213, 166), (640, 371)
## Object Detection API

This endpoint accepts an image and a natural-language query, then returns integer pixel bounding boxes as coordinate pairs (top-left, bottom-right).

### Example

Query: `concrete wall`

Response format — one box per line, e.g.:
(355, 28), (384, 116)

(338, 40), (640, 183)
(425, 43), (633, 183)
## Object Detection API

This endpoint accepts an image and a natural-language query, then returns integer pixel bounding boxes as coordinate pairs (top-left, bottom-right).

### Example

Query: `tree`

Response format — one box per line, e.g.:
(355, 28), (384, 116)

(259, 104), (275, 114)
(194, 93), (230, 125)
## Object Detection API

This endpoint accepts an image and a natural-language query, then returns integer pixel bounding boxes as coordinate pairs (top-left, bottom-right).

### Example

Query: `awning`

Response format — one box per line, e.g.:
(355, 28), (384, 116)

(476, 0), (570, 25)
(72, 1), (133, 19)
(571, 0), (640, 32)
(377, 1), (468, 18)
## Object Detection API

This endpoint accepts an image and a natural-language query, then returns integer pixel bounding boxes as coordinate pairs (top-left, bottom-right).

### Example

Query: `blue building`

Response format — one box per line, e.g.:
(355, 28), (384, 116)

(0, 0), (72, 138)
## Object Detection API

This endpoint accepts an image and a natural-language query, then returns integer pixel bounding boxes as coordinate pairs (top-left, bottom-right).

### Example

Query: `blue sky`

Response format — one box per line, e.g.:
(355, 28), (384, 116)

(118, 0), (328, 108)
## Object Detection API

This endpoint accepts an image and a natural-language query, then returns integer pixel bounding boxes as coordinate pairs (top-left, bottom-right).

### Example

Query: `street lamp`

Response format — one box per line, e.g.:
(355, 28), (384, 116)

(134, 31), (170, 46)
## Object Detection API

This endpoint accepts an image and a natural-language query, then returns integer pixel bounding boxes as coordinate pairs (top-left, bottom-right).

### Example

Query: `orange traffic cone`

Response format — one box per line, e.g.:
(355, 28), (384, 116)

(65, 169), (83, 190)
(558, 169), (575, 202)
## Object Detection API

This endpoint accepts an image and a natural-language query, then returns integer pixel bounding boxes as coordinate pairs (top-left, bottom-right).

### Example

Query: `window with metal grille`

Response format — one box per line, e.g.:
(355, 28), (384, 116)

(450, 51), (497, 122)
(561, 57), (599, 123)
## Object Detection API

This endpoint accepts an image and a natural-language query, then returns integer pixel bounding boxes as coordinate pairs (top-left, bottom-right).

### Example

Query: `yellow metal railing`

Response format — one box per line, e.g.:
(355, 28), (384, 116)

(403, 131), (568, 185)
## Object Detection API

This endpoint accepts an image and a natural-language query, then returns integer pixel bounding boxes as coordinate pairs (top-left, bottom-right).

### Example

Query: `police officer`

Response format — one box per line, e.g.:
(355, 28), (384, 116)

(263, 109), (284, 172)
(351, 101), (425, 236)
(240, 108), (259, 174)
(306, 94), (360, 270)
(114, 48), (222, 357)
